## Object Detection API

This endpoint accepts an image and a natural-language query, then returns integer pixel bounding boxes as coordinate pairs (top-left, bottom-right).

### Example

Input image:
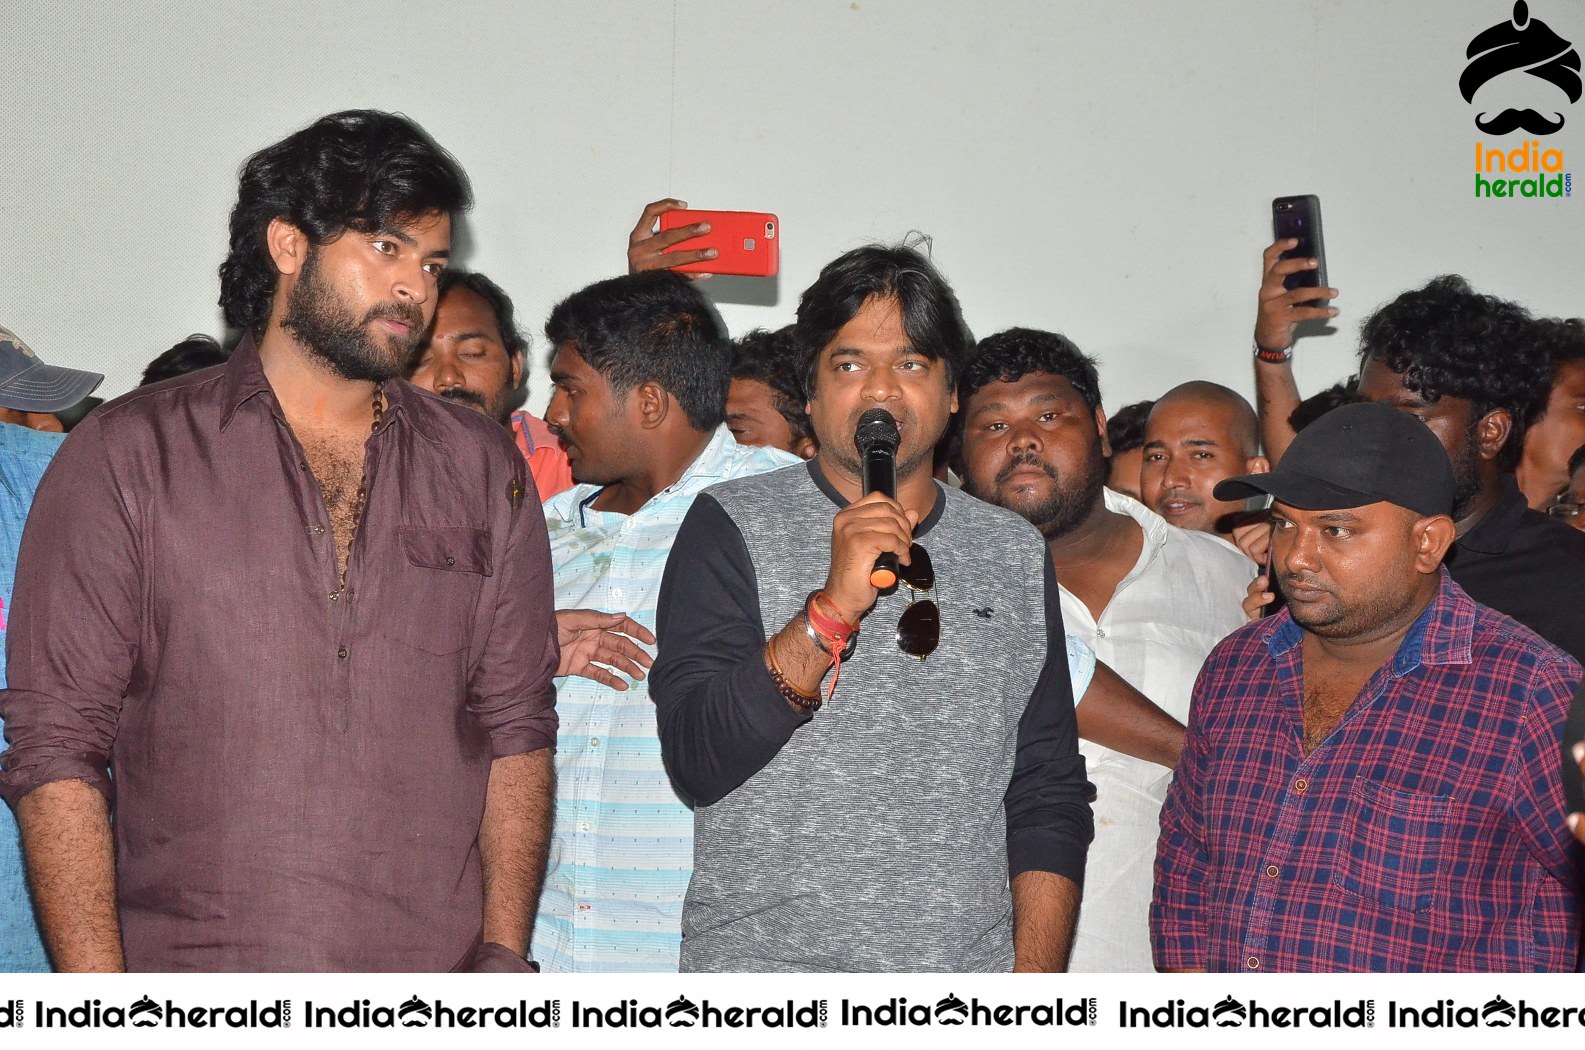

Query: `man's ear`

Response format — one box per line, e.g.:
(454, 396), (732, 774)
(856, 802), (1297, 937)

(635, 380), (670, 430)
(1095, 406), (1113, 458)
(1245, 454), (1271, 476)
(509, 350), (525, 393)
(266, 218), (309, 278)
(1414, 513), (1458, 572)
(1473, 408), (1512, 464)
(793, 435), (818, 460)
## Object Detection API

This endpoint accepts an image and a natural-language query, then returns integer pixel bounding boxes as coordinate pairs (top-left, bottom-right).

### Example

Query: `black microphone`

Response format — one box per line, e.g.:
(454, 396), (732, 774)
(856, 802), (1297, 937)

(854, 408), (901, 590)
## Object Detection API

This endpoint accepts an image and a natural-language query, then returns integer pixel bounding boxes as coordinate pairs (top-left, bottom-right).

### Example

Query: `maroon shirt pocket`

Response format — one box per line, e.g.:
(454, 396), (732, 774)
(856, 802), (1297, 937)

(395, 526), (491, 655)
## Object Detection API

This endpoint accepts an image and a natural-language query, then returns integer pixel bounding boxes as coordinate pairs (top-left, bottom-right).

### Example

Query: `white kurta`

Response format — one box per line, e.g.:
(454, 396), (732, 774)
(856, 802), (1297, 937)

(1062, 489), (1253, 972)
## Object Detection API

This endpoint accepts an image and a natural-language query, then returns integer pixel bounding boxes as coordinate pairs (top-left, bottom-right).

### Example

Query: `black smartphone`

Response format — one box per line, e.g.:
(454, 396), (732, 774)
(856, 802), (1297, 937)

(1261, 545), (1286, 618)
(1272, 195), (1328, 300)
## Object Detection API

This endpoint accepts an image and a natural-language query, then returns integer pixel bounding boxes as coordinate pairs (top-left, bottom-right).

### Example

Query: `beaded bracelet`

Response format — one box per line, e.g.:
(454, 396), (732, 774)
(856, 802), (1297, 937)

(765, 634), (822, 715)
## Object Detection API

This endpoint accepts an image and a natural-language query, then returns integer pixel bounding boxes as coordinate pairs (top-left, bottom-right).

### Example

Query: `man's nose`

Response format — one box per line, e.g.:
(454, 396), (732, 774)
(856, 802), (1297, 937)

(1006, 418), (1044, 455)
(544, 388), (570, 430)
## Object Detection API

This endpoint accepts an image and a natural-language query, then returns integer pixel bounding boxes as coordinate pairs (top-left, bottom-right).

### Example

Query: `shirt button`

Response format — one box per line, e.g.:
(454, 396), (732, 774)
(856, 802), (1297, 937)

(445, 556), (456, 566)
(1095, 628), (1107, 639)
(337, 646), (348, 659)
(1294, 778), (1308, 792)
(313, 525), (325, 534)
(1246, 956), (1260, 970)
(1266, 865), (1280, 878)
(589, 738), (601, 748)
(329, 592), (338, 602)
(578, 821), (591, 833)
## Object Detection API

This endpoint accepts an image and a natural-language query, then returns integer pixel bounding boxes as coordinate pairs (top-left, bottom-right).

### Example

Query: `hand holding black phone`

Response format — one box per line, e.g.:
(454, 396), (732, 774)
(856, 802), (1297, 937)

(1272, 195), (1329, 303)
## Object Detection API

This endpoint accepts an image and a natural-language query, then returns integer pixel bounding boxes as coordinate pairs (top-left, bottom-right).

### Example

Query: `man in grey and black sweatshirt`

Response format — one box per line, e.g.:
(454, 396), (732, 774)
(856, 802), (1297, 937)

(651, 243), (1093, 972)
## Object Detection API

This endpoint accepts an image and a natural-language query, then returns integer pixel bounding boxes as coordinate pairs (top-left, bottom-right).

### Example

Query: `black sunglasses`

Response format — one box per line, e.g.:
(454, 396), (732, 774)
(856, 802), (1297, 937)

(893, 543), (939, 659)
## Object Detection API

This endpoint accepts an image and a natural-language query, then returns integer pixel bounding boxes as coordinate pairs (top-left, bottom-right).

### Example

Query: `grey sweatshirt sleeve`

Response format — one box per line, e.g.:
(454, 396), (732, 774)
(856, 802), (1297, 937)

(1003, 551), (1095, 885)
(651, 494), (810, 806)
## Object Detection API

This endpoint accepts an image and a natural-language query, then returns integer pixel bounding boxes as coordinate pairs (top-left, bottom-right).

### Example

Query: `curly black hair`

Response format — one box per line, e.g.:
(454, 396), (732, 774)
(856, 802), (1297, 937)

(1357, 275), (1549, 470)
(544, 270), (729, 432)
(1105, 400), (1154, 455)
(219, 110), (472, 332)
(1536, 316), (1585, 374)
(731, 326), (813, 445)
(957, 327), (1102, 413)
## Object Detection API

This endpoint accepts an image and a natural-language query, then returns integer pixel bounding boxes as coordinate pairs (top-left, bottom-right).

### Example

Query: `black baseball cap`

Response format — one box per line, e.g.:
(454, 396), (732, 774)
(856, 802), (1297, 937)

(0, 325), (104, 413)
(1214, 401), (1455, 518)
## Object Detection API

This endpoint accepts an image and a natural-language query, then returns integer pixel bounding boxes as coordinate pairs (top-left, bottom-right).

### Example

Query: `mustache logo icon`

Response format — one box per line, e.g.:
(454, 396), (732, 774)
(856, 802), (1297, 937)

(1475, 107), (1567, 134)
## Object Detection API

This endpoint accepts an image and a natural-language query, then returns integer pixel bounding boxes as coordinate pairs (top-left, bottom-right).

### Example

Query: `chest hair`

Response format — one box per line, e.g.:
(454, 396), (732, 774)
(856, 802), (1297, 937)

(299, 431), (368, 575)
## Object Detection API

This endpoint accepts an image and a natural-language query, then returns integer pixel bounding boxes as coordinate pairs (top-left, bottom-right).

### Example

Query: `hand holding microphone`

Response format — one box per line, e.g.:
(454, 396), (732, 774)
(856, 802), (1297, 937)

(821, 409), (917, 623)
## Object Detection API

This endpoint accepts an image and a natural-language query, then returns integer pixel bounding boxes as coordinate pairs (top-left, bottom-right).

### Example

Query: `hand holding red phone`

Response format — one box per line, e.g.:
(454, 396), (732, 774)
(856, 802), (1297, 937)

(628, 199), (718, 279)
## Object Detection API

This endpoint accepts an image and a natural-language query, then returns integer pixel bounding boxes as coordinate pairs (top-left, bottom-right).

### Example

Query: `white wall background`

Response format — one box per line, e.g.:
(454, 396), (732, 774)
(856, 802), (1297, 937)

(3, 0), (1581, 415)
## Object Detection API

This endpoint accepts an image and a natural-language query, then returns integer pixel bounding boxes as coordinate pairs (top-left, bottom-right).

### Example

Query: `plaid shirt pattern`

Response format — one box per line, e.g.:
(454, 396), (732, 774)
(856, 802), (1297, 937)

(1152, 570), (1583, 972)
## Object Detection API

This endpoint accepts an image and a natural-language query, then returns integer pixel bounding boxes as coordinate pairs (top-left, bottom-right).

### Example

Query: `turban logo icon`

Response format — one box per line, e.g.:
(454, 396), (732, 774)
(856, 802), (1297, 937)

(933, 993), (970, 1025)
(398, 995), (433, 1027)
(129, 996), (162, 1027)
(1481, 995), (1518, 1026)
(1461, 1), (1581, 134)
(665, 996), (701, 1026)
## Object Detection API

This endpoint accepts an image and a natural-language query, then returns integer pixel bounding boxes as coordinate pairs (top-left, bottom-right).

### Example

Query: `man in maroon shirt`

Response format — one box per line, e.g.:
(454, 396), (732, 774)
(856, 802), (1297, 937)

(0, 111), (559, 972)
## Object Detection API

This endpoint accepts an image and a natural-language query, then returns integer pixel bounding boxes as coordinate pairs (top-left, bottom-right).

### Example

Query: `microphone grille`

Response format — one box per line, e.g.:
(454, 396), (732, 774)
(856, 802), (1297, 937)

(854, 408), (900, 454)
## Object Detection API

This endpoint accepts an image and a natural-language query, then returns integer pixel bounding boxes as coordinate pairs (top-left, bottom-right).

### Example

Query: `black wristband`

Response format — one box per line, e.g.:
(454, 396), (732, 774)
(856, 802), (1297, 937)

(1253, 340), (1293, 364)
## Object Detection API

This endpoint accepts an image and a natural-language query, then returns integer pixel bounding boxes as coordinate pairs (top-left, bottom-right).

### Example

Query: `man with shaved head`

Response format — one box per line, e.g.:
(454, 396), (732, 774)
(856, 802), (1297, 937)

(1142, 381), (1268, 543)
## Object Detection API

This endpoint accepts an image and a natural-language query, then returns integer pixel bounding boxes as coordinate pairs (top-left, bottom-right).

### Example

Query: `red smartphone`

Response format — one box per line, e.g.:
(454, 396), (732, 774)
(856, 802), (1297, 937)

(657, 209), (779, 277)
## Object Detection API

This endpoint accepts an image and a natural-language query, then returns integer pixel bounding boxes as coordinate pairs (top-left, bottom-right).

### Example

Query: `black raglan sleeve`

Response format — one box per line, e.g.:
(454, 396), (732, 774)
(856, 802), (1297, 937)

(651, 494), (810, 806)
(1003, 549), (1095, 885)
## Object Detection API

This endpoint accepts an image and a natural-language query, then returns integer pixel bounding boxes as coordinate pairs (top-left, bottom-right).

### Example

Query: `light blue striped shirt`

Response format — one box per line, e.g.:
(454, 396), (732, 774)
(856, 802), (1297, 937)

(533, 426), (795, 972)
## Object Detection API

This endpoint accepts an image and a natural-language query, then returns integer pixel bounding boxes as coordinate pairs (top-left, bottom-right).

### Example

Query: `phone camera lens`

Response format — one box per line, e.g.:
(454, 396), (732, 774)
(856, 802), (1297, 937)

(765, 222), (776, 238)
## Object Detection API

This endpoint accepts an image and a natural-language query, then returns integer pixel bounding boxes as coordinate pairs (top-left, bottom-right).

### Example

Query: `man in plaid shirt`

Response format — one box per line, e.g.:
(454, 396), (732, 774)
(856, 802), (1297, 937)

(1153, 402), (1583, 972)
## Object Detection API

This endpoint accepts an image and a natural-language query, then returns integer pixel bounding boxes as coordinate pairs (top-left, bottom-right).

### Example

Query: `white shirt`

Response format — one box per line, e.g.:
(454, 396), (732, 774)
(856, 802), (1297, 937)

(1062, 488), (1252, 972)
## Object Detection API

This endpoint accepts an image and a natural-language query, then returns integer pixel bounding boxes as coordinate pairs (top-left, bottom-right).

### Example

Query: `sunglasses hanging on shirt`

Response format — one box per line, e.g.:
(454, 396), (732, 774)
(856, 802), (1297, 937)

(893, 543), (939, 659)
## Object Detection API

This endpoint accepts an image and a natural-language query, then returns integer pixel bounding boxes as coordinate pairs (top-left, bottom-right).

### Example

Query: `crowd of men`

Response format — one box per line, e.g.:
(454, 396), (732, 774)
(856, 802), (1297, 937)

(0, 109), (1582, 973)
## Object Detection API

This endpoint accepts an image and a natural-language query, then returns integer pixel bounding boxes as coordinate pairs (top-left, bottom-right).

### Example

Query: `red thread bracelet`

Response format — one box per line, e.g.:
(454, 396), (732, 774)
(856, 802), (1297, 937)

(805, 590), (858, 704)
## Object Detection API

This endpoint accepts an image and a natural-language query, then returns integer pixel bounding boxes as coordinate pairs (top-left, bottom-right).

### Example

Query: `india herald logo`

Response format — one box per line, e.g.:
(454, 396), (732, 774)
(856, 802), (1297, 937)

(1461, 1), (1582, 134)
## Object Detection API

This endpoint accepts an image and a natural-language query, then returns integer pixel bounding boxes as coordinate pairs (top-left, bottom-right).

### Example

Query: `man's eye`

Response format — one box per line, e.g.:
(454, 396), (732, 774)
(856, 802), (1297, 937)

(1272, 518), (1293, 530)
(372, 240), (397, 255)
(1324, 526), (1351, 539)
(1039, 412), (1059, 423)
(423, 262), (446, 276)
(836, 362), (860, 372)
(985, 421), (1007, 432)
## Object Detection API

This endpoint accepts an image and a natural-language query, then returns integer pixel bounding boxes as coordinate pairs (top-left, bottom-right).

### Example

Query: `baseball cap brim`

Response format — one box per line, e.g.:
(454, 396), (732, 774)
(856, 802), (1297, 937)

(0, 361), (105, 413)
(1214, 468), (1385, 512)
